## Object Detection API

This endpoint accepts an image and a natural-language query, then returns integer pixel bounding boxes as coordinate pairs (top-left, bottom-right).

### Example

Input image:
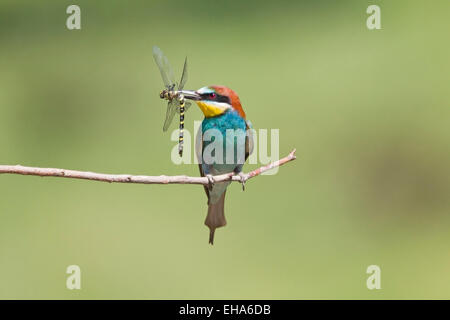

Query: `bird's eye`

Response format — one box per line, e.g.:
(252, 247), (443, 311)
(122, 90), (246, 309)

(210, 93), (216, 99)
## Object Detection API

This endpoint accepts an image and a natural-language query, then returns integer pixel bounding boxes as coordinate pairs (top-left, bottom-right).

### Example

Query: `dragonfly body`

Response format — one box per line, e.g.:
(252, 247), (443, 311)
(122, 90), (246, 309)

(178, 93), (185, 155)
(152, 46), (191, 156)
(159, 88), (177, 101)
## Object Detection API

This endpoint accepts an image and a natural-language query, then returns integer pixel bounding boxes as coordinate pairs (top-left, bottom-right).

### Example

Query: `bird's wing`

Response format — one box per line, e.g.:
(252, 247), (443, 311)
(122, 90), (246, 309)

(245, 120), (254, 161)
(196, 125), (210, 199)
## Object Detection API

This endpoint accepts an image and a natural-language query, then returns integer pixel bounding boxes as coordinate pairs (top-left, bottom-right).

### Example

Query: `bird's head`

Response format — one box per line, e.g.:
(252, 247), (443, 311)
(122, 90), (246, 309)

(181, 85), (246, 119)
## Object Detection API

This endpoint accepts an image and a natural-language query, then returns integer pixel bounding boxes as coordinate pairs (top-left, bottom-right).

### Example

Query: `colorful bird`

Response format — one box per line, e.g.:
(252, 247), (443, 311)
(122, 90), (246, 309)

(181, 86), (253, 244)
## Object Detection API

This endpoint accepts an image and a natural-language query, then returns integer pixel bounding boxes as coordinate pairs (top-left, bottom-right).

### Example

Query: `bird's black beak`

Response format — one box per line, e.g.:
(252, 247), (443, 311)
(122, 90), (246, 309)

(179, 90), (201, 101)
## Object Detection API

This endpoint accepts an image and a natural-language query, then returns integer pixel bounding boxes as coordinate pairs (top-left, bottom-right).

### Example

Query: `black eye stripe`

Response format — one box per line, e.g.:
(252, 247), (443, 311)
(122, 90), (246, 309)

(216, 94), (231, 104)
(200, 93), (231, 104)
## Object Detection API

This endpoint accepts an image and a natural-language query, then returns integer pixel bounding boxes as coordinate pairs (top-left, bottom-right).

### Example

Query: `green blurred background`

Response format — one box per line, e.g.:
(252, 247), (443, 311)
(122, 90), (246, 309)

(0, 0), (449, 299)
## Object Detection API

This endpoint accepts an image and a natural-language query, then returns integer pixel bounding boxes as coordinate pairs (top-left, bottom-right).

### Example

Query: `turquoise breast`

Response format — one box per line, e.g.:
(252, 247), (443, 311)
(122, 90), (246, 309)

(201, 110), (247, 175)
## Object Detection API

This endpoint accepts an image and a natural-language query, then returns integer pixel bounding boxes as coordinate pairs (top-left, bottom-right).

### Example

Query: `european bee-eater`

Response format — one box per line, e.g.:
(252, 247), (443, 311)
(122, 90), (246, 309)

(181, 86), (253, 244)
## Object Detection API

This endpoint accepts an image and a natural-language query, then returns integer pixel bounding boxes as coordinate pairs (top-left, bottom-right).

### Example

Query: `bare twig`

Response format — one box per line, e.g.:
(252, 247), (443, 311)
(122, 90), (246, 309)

(0, 149), (296, 186)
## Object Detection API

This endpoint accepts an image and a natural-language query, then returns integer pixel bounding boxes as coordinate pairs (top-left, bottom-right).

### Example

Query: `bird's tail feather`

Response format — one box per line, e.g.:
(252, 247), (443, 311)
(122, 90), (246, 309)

(205, 191), (227, 245)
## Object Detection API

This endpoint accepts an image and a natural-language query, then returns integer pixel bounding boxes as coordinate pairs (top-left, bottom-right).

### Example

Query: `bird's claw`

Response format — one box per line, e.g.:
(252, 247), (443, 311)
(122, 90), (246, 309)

(238, 172), (247, 191)
(206, 174), (215, 191)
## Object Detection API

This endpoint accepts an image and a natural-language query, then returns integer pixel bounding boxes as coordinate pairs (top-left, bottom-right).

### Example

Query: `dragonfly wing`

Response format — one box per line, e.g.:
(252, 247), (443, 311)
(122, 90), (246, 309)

(163, 100), (178, 132)
(178, 57), (188, 90)
(152, 46), (176, 88)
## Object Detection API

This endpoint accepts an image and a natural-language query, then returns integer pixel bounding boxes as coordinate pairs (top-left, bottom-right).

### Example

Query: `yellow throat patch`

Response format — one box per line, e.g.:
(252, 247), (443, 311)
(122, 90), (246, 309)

(196, 101), (227, 118)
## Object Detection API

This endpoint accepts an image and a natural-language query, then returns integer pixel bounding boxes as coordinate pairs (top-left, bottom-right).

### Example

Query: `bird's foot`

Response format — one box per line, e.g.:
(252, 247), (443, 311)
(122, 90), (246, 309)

(237, 172), (247, 191)
(205, 174), (215, 191)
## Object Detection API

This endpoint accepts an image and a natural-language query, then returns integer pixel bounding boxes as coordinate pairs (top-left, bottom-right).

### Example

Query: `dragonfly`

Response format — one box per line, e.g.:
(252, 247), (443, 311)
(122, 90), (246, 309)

(152, 46), (197, 157)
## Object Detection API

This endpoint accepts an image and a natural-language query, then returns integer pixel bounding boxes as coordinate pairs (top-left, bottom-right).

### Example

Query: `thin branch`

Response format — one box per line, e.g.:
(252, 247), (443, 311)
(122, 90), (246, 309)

(0, 149), (296, 186)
